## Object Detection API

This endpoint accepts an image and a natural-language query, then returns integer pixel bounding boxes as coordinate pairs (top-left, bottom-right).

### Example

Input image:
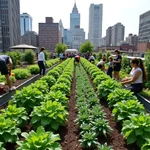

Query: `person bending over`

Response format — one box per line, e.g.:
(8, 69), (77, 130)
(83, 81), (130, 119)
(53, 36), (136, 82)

(121, 58), (147, 94)
(0, 55), (16, 91)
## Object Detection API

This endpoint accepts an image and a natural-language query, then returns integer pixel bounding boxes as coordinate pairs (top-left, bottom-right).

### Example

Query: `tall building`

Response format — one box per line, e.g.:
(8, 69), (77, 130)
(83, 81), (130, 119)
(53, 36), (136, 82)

(20, 13), (32, 36)
(0, 0), (21, 52)
(138, 10), (150, 51)
(72, 27), (85, 50)
(111, 23), (125, 46)
(126, 34), (138, 48)
(106, 27), (112, 46)
(70, 2), (80, 29)
(63, 29), (72, 48)
(39, 17), (59, 51)
(22, 31), (38, 47)
(88, 4), (103, 49)
(59, 20), (64, 43)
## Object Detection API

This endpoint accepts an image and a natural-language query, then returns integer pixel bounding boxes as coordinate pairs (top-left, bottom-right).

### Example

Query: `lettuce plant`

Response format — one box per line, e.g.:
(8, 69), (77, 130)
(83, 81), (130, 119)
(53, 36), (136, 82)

(79, 131), (98, 148)
(31, 80), (49, 94)
(112, 100), (146, 122)
(142, 139), (150, 150)
(27, 65), (39, 74)
(45, 91), (68, 107)
(0, 116), (21, 143)
(51, 83), (70, 96)
(107, 88), (137, 107)
(30, 101), (68, 131)
(47, 70), (60, 80)
(17, 126), (61, 150)
(12, 86), (44, 113)
(0, 142), (5, 150)
(57, 78), (71, 87)
(12, 69), (31, 79)
(1, 104), (28, 127)
(41, 75), (56, 88)
(97, 143), (113, 150)
(122, 114), (150, 147)
(97, 79), (122, 99)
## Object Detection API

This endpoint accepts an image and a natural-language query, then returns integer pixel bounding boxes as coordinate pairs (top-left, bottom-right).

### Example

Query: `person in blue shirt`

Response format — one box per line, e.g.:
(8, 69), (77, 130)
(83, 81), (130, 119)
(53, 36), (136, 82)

(107, 56), (113, 78)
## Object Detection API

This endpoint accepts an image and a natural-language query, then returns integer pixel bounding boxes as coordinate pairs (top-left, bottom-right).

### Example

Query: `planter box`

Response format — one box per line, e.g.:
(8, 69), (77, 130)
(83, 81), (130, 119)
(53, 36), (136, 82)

(136, 93), (150, 113)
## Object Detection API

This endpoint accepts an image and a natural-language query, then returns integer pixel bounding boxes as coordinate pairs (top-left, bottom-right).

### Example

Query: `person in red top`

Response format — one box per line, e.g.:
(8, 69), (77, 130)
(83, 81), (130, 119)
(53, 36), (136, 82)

(74, 55), (80, 63)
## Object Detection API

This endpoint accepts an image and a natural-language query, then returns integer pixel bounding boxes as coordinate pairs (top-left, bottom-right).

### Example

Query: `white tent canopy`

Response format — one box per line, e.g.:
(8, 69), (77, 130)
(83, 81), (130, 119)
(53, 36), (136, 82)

(10, 44), (37, 50)
(65, 49), (78, 53)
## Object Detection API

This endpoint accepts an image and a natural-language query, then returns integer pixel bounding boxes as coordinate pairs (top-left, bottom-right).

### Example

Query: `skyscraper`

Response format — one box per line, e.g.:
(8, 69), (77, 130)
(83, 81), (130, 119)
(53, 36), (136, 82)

(70, 2), (80, 29)
(0, 0), (21, 52)
(20, 13), (32, 36)
(88, 4), (103, 49)
(111, 23), (125, 46)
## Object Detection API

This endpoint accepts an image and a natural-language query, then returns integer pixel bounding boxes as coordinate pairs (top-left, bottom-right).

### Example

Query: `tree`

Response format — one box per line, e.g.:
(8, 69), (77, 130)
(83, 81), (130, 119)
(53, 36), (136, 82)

(55, 43), (67, 54)
(80, 41), (94, 53)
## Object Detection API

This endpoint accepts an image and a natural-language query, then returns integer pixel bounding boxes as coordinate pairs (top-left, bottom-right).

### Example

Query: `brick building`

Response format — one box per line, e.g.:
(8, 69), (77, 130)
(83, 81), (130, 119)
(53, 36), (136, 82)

(39, 17), (59, 51)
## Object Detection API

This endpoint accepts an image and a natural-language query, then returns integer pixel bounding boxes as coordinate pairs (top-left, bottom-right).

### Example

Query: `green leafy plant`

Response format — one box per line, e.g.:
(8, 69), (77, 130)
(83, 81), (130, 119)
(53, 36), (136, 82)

(0, 75), (16, 84)
(45, 91), (68, 107)
(122, 114), (150, 148)
(57, 78), (71, 87)
(51, 83), (70, 96)
(41, 75), (56, 88)
(12, 69), (31, 80)
(1, 105), (28, 127)
(113, 100), (146, 122)
(97, 143), (113, 150)
(12, 86), (44, 113)
(30, 101), (68, 131)
(142, 139), (150, 150)
(31, 80), (49, 94)
(0, 142), (6, 150)
(16, 126), (61, 150)
(47, 70), (60, 80)
(0, 116), (21, 143)
(27, 65), (39, 74)
(93, 75), (110, 87)
(107, 88), (138, 107)
(97, 79), (122, 99)
(79, 131), (98, 148)
(92, 118), (113, 137)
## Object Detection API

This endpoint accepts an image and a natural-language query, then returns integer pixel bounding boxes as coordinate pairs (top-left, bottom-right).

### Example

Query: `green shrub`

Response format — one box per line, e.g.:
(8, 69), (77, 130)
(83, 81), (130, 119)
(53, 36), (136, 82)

(12, 69), (31, 79)
(7, 51), (22, 68)
(17, 126), (61, 150)
(27, 65), (39, 74)
(24, 49), (35, 64)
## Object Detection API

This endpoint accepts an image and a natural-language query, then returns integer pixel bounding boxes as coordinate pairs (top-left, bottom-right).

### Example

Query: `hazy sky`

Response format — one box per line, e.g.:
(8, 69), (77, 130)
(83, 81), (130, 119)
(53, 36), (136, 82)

(20, 0), (150, 39)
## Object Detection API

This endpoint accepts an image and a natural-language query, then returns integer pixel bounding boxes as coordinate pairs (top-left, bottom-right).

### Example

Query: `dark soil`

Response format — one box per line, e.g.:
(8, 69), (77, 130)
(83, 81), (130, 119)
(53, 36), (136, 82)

(87, 75), (140, 150)
(58, 70), (82, 150)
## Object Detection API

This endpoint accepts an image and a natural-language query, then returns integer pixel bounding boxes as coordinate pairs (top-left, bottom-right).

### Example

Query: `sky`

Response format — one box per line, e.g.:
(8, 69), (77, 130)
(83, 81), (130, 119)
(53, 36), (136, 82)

(20, 0), (150, 39)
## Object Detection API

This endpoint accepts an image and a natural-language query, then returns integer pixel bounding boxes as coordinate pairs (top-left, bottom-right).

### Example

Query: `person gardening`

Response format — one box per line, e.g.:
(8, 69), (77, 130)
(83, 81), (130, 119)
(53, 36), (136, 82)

(0, 55), (16, 91)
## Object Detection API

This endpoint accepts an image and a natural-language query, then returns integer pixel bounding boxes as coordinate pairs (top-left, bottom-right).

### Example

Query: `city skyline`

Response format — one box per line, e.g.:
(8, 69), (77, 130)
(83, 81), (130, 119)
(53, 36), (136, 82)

(20, 0), (150, 39)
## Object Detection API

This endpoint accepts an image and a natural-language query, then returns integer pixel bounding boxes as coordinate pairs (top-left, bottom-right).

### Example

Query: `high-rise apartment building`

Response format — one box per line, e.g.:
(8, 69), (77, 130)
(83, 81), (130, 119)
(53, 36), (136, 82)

(111, 23), (125, 46)
(106, 27), (112, 46)
(39, 17), (59, 51)
(20, 13), (32, 36)
(126, 34), (138, 48)
(0, 0), (21, 52)
(88, 4), (103, 49)
(0, 20), (2, 51)
(70, 2), (80, 30)
(138, 10), (150, 42)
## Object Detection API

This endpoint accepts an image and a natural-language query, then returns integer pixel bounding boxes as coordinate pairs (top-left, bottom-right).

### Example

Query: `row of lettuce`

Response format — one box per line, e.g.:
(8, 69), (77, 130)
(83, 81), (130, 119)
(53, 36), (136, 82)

(80, 58), (150, 150)
(75, 64), (113, 150)
(0, 58), (59, 84)
(0, 58), (74, 150)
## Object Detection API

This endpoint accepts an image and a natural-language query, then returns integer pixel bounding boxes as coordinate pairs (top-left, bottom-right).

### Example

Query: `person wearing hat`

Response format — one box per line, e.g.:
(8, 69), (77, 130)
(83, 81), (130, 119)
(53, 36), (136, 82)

(38, 47), (46, 75)
(0, 55), (16, 91)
